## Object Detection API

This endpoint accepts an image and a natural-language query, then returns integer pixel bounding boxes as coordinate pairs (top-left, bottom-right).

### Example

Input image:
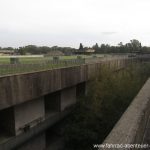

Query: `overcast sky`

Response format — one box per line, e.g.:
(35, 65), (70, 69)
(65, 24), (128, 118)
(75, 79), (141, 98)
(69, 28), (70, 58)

(0, 0), (150, 48)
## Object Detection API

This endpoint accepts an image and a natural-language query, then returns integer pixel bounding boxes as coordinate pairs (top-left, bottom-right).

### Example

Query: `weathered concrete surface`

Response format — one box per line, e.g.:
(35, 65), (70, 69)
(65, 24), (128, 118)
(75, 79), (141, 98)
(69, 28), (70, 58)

(45, 91), (61, 115)
(61, 87), (76, 111)
(142, 115), (150, 144)
(14, 97), (45, 135)
(0, 58), (134, 110)
(0, 108), (73, 150)
(0, 65), (87, 110)
(17, 133), (46, 150)
(102, 78), (150, 150)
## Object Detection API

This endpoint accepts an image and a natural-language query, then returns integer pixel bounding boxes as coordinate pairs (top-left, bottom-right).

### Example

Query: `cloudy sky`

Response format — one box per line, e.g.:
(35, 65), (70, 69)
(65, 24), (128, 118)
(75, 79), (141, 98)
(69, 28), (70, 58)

(0, 0), (150, 48)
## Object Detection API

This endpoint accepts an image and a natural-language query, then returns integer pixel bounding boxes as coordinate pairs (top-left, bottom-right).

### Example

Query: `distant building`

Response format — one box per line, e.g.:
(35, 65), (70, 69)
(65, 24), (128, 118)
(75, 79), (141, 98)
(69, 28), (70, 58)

(75, 48), (95, 54)
(85, 49), (95, 53)
(0, 50), (15, 55)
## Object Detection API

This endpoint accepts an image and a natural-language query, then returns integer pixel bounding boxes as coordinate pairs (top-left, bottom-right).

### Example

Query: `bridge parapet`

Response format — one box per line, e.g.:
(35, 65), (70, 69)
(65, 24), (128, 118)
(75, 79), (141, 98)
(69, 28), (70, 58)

(0, 58), (138, 110)
(102, 78), (150, 149)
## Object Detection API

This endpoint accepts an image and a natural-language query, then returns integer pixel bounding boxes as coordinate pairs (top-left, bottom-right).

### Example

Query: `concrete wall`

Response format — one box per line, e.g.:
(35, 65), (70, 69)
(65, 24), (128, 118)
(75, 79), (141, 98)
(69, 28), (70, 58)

(0, 86), (78, 149)
(61, 87), (76, 111)
(44, 91), (61, 115)
(0, 65), (87, 110)
(0, 58), (134, 111)
(14, 97), (45, 135)
(102, 78), (150, 150)
(0, 108), (72, 150)
(17, 133), (46, 150)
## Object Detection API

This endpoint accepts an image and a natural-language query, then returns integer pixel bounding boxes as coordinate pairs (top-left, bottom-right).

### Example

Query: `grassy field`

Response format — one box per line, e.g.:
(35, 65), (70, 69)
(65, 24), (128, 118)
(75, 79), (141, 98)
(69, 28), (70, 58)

(0, 54), (115, 76)
(0, 59), (84, 76)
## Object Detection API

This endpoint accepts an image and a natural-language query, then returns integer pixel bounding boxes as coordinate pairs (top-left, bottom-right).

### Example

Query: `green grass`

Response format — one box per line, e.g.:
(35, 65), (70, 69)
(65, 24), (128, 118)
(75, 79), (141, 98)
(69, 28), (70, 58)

(0, 56), (74, 64)
(0, 54), (102, 76)
(0, 60), (84, 76)
(0, 57), (51, 64)
(0, 58), (9, 64)
(0, 54), (110, 76)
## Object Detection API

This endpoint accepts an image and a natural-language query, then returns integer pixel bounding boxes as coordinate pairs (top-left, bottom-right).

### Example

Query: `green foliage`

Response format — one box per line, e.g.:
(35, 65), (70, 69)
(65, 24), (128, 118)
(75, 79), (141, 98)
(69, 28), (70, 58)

(63, 62), (150, 150)
(92, 43), (99, 51)
(90, 39), (150, 54)
(79, 43), (84, 51)
(16, 45), (76, 55)
(1, 39), (150, 54)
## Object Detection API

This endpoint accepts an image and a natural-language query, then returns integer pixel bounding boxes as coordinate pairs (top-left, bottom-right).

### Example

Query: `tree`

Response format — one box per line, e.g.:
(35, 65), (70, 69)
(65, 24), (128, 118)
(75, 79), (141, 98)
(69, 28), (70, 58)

(18, 47), (26, 55)
(100, 44), (110, 53)
(79, 43), (84, 51)
(118, 42), (123, 47)
(92, 43), (99, 52)
(3, 47), (14, 50)
(125, 43), (132, 53)
(130, 39), (142, 53)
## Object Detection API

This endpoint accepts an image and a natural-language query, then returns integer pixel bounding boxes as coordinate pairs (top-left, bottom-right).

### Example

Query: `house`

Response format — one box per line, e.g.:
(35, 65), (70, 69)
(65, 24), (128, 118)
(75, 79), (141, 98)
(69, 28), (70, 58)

(0, 50), (15, 55)
(75, 49), (95, 54)
(85, 49), (95, 53)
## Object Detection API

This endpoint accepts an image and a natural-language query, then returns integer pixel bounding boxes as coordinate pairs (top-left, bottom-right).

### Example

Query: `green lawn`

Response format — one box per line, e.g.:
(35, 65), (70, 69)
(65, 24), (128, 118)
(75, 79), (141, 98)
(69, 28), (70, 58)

(0, 59), (84, 76)
(0, 54), (107, 76)
(0, 56), (51, 64)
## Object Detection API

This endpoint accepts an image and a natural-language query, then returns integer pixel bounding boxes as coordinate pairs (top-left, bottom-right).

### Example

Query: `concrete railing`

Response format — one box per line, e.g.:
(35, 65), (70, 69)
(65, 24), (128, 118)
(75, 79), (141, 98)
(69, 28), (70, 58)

(0, 59), (84, 76)
(102, 78), (150, 150)
(0, 58), (135, 110)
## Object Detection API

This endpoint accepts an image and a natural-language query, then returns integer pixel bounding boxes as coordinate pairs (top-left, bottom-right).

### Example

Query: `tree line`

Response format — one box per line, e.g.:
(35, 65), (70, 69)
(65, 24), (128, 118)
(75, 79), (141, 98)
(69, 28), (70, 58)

(79, 39), (150, 54)
(0, 39), (150, 55)
(0, 45), (76, 55)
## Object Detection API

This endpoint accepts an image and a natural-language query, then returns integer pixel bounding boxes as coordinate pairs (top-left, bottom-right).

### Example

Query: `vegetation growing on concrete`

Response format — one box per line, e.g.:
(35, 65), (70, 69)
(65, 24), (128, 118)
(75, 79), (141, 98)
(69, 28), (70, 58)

(63, 62), (150, 150)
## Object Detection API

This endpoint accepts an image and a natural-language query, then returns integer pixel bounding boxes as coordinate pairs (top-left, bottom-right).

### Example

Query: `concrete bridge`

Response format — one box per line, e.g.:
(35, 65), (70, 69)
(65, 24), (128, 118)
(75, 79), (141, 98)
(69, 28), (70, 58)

(0, 57), (146, 150)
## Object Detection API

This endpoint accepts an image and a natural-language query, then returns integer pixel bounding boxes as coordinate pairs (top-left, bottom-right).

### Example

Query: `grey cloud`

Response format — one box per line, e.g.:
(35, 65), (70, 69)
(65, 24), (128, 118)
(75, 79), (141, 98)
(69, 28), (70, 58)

(101, 32), (117, 35)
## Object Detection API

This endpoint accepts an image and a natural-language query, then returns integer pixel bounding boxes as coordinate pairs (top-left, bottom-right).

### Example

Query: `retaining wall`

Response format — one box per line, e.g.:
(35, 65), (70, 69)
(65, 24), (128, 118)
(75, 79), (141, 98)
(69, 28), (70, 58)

(102, 78), (150, 150)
